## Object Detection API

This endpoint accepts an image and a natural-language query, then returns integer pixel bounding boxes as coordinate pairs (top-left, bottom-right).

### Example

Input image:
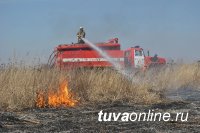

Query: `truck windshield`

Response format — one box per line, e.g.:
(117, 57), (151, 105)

(135, 50), (143, 56)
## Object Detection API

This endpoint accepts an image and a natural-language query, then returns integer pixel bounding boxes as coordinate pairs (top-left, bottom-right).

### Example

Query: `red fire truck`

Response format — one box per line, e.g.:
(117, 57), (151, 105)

(48, 38), (166, 69)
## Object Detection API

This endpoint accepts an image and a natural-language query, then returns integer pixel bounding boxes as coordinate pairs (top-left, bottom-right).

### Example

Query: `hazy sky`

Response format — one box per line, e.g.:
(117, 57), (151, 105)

(0, 0), (200, 63)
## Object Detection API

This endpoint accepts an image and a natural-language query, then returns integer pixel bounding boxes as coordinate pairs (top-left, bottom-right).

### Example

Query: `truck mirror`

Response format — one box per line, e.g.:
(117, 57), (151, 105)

(147, 50), (150, 56)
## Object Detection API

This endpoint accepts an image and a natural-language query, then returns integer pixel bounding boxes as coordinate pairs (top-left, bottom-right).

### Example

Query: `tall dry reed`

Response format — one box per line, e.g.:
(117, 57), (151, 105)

(0, 62), (200, 110)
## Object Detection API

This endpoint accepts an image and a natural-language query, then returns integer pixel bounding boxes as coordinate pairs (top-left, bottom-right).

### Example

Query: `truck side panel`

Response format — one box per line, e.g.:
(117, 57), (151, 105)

(56, 50), (124, 68)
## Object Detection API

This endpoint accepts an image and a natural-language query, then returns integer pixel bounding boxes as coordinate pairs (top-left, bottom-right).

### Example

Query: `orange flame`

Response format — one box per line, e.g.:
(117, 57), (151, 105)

(36, 80), (78, 108)
(36, 91), (46, 108)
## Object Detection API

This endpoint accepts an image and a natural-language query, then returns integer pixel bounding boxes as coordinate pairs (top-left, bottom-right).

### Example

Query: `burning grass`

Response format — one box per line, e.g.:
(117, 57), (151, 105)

(0, 62), (200, 110)
(36, 79), (78, 108)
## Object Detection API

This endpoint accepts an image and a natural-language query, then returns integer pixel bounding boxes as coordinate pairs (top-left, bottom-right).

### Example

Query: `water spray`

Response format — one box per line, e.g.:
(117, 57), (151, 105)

(82, 38), (131, 79)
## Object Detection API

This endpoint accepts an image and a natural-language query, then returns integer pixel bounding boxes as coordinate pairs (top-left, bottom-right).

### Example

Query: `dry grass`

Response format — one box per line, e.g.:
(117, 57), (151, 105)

(0, 62), (200, 110)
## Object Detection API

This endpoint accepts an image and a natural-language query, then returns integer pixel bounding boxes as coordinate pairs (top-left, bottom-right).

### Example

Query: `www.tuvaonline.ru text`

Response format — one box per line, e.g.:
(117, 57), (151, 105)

(98, 110), (189, 122)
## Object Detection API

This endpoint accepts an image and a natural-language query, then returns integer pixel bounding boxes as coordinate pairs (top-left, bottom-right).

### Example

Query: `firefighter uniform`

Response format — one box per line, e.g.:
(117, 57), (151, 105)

(77, 27), (86, 43)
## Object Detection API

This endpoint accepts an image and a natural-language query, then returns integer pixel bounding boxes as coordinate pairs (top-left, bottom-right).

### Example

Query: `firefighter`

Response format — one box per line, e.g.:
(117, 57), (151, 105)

(77, 27), (86, 43)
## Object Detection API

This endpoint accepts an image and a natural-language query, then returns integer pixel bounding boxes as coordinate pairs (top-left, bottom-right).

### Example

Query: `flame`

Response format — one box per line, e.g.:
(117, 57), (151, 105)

(36, 80), (78, 108)
(36, 91), (45, 108)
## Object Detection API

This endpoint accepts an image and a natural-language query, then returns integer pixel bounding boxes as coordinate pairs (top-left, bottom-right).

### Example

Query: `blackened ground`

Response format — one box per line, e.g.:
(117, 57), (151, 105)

(0, 88), (200, 133)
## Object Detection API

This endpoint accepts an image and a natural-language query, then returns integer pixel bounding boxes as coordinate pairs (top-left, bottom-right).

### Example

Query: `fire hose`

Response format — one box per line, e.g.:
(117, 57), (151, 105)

(47, 50), (60, 68)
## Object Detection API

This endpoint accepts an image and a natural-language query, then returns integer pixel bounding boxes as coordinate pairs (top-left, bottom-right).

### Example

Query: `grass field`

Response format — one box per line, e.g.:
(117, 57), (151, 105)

(0, 62), (200, 110)
(1, 62), (200, 132)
